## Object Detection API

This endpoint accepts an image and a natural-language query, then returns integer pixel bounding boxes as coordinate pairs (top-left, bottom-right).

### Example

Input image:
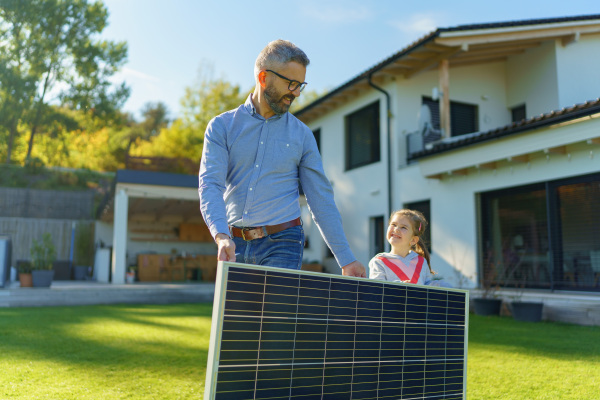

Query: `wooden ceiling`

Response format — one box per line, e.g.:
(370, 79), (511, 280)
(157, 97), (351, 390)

(99, 197), (203, 224)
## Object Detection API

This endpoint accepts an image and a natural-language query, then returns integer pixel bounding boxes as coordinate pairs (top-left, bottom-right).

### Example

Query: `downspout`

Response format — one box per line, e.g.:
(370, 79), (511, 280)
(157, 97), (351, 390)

(368, 74), (392, 219)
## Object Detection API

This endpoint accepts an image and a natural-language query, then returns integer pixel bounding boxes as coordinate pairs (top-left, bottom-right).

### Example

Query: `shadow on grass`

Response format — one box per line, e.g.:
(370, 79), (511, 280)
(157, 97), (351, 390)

(468, 314), (600, 361)
(0, 303), (213, 380)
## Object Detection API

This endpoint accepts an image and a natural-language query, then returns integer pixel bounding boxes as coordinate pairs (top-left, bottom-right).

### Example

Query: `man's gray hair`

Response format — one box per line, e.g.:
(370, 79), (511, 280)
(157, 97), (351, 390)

(254, 39), (310, 82)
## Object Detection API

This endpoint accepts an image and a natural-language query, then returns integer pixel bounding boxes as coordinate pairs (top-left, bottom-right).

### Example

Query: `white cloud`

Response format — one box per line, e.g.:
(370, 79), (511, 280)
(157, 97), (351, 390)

(120, 66), (161, 83)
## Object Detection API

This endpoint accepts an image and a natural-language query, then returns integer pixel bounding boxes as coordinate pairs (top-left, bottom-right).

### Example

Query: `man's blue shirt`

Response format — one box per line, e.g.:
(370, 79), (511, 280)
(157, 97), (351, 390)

(198, 94), (355, 267)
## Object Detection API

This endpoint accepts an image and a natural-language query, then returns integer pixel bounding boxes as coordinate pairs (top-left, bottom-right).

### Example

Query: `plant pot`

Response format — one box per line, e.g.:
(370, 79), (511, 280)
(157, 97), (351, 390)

(32, 270), (54, 288)
(73, 265), (88, 280)
(511, 301), (543, 322)
(19, 273), (33, 288)
(473, 298), (502, 316)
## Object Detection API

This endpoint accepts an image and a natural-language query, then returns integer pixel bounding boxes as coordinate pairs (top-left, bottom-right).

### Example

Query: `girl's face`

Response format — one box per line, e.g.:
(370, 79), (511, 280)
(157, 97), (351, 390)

(387, 214), (419, 256)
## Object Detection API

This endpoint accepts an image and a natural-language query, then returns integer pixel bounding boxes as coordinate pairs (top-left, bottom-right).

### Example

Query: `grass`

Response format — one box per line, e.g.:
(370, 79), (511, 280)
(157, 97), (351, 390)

(0, 305), (598, 399)
(0, 303), (212, 399)
(468, 314), (600, 399)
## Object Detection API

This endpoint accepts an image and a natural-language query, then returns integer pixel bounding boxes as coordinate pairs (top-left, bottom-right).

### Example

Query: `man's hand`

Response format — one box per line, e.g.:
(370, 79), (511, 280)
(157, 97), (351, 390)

(215, 233), (236, 262)
(341, 260), (366, 277)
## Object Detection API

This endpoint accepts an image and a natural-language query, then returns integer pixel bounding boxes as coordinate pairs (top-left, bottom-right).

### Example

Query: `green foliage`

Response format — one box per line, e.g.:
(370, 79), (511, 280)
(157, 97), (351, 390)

(0, 164), (113, 191)
(290, 88), (327, 114)
(23, 156), (45, 174)
(131, 68), (248, 160)
(16, 260), (33, 274)
(30, 233), (57, 270)
(0, 0), (129, 163)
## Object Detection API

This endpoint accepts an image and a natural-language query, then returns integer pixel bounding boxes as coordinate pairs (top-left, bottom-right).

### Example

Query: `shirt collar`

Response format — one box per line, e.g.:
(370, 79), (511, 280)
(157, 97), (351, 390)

(244, 93), (284, 121)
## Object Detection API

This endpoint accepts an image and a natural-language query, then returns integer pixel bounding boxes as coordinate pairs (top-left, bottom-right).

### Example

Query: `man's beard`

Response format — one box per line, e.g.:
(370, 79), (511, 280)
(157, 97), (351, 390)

(265, 84), (295, 115)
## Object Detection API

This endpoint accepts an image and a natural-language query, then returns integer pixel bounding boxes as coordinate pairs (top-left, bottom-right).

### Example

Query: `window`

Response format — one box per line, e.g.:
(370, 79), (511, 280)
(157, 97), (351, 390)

(404, 200), (431, 253)
(312, 128), (321, 154)
(480, 173), (600, 292)
(511, 104), (526, 123)
(345, 101), (380, 170)
(423, 97), (479, 137)
(481, 184), (549, 289)
(371, 215), (385, 256)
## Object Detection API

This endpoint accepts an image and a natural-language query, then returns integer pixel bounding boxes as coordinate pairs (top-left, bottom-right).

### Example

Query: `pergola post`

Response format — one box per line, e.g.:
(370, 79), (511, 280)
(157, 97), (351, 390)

(111, 189), (129, 284)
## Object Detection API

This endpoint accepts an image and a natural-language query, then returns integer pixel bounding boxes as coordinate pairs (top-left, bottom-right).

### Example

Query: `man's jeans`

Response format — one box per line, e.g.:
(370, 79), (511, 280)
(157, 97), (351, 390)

(232, 226), (304, 270)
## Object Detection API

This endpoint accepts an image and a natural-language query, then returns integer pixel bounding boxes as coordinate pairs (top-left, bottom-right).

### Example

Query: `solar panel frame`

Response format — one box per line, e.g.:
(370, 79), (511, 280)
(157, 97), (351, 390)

(205, 261), (469, 400)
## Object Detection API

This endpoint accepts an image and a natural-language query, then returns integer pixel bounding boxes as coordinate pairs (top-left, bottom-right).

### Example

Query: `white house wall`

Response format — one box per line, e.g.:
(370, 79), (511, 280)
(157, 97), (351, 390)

(394, 61), (510, 167)
(403, 122), (600, 287)
(303, 29), (600, 285)
(506, 41), (559, 116)
(556, 32), (600, 107)
(308, 89), (390, 271)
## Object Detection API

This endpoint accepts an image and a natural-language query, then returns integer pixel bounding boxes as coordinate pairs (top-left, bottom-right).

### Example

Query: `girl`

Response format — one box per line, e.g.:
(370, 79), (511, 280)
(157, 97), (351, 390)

(369, 209), (440, 286)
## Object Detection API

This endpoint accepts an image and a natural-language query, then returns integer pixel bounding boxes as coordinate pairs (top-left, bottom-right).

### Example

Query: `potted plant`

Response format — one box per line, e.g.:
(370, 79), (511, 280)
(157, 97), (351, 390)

(73, 223), (94, 280)
(30, 233), (57, 288)
(510, 280), (544, 323)
(16, 260), (33, 288)
(126, 266), (136, 284)
(473, 258), (503, 316)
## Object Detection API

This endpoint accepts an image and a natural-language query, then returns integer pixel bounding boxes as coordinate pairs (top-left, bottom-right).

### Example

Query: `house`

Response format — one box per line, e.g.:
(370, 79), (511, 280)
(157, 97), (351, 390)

(294, 14), (600, 322)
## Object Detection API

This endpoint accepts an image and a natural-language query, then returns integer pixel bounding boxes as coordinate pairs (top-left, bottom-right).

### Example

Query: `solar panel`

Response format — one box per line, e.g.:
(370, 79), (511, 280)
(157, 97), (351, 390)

(205, 262), (469, 400)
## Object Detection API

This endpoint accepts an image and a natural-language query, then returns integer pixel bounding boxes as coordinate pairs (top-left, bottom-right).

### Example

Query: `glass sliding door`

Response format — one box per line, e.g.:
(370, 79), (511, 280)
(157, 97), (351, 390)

(551, 175), (600, 290)
(481, 184), (550, 289)
(481, 173), (600, 292)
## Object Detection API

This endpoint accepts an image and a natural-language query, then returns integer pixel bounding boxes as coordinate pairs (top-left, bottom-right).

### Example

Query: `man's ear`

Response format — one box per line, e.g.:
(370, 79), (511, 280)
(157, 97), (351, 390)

(258, 71), (267, 88)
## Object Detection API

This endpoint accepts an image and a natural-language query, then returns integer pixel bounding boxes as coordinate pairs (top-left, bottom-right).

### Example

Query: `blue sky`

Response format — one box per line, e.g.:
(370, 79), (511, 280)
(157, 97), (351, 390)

(101, 0), (600, 119)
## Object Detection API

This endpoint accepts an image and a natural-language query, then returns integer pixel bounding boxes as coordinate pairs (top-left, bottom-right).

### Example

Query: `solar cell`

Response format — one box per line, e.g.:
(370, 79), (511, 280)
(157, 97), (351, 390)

(205, 262), (469, 400)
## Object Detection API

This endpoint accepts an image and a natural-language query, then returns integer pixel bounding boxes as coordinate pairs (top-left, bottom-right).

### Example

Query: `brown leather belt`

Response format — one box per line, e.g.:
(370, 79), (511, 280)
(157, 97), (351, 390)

(229, 217), (302, 241)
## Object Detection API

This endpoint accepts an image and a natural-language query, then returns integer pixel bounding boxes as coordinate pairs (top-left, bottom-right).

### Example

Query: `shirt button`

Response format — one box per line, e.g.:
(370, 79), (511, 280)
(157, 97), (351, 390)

(249, 188), (253, 191)
(255, 165), (259, 168)
(245, 211), (248, 214)
(260, 141), (263, 145)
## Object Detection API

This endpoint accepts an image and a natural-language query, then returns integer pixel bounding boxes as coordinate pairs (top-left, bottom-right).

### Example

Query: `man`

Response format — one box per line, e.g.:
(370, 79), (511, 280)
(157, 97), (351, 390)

(198, 39), (365, 277)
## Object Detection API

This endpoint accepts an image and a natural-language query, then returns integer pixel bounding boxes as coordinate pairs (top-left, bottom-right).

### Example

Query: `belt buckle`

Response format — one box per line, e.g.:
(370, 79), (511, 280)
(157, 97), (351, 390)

(241, 228), (252, 241)
(241, 226), (267, 241)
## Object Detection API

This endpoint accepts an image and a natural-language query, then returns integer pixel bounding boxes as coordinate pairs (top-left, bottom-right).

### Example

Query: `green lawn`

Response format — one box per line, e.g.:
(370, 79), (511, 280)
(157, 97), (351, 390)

(0, 304), (212, 399)
(468, 314), (600, 399)
(0, 304), (598, 399)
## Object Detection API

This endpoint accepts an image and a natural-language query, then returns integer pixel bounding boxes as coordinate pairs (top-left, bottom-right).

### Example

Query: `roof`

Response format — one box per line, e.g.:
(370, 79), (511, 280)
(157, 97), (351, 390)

(97, 170), (201, 223)
(294, 14), (600, 123)
(115, 169), (198, 188)
(409, 98), (600, 160)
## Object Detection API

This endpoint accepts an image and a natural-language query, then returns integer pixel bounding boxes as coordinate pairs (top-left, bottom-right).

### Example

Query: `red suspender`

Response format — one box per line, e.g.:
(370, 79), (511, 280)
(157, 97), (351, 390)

(376, 256), (424, 284)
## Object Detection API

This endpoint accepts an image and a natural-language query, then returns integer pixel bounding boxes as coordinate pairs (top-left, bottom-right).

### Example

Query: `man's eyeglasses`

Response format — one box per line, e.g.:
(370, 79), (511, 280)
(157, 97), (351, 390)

(265, 69), (307, 92)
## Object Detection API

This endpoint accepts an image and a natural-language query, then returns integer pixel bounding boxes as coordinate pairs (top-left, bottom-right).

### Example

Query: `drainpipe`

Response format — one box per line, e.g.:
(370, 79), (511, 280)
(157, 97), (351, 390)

(368, 74), (392, 219)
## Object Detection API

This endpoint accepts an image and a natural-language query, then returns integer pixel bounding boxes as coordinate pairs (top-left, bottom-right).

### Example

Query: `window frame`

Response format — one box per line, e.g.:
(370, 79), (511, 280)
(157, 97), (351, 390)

(345, 101), (381, 170)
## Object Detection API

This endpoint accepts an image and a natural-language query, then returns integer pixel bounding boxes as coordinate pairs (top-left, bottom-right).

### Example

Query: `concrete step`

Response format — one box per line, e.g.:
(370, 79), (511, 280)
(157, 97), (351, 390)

(0, 281), (215, 308)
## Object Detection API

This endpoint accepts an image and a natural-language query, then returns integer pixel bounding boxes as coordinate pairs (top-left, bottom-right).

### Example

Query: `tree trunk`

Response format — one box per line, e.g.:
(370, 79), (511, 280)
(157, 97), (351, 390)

(25, 69), (51, 161)
(5, 120), (17, 164)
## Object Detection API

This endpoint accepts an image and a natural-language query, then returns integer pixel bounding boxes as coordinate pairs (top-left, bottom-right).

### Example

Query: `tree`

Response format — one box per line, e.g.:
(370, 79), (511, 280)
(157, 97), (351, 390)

(290, 88), (326, 114)
(0, 0), (129, 164)
(131, 69), (248, 160)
